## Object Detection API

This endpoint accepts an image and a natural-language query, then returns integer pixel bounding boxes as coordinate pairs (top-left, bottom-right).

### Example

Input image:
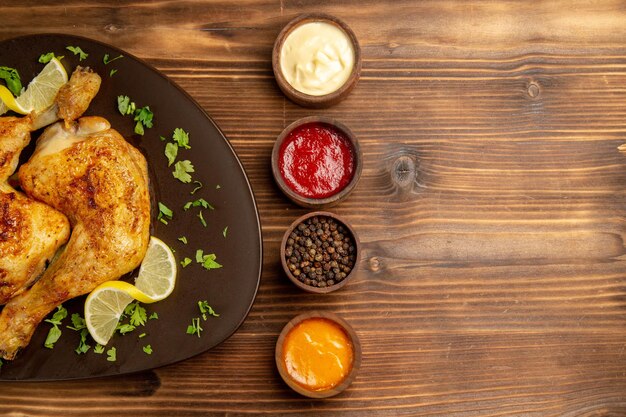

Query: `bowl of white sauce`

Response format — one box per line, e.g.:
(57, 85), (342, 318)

(272, 14), (361, 108)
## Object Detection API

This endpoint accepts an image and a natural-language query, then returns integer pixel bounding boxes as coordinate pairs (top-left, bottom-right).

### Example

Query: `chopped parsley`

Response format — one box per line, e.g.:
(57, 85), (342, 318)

(143, 345), (153, 355)
(116, 95), (153, 135)
(183, 198), (213, 211)
(117, 95), (135, 116)
(93, 344), (105, 354)
(165, 142), (178, 166)
(116, 323), (136, 335)
(157, 202), (173, 225)
(38, 52), (63, 64)
(75, 329), (91, 354)
(178, 236), (188, 244)
(126, 302), (147, 327)
(172, 128), (191, 149)
(181, 257), (192, 268)
(103, 53), (124, 65)
(0, 66), (22, 96)
(106, 347), (117, 362)
(223, 226), (228, 238)
(198, 210), (207, 227)
(190, 181), (203, 195)
(186, 317), (203, 337)
(66, 45), (88, 61)
(134, 106), (153, 135)
(43, 305), (68, 349)
(198, 301), (219, 320)
(196, 250), (222, 270)
(66, 313), (90, 354)
(149, 312), (159, 320)
(173, 160), (194, 183)
(109, 69), (118, 77)
(139, 333), (147, 339)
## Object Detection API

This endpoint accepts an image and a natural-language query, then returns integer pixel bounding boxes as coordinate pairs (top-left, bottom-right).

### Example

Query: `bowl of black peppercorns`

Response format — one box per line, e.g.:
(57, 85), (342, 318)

(281, 211), (360, 293)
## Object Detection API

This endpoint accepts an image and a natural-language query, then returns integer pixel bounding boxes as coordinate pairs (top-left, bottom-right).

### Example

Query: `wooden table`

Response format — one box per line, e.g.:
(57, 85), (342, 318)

(2, 1), (626, 415)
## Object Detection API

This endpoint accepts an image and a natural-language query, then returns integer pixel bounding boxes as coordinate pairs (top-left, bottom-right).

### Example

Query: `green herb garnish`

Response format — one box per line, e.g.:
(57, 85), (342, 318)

(117, 95), (135, 116)
(165, 142), (178, 166)
(183, 198), (213, 211)
(173, 160), (194, 183)
(181, 257), (192, 268)
(0, 66), (22, 96)
(143, 345), (153, 355)
(178, 236), (188, 244)
(66, 313), (91, 354)
(116, 323), (136, 335)
(157, 202), (173, 225)
(106, 347), (117, 362)
(126, 302), (147, 327)
(66, 45), (88, 61)
(198, 301), (219, 320)
(134, 106), (153, 135)
(93, 344), (105, 354)
(149, 312), (159, 320)
(75, 329), (91, 354)
(190, 181), (203, 195)
(43, 305), (68, 349)
(186, 318), (203, 337)
(103, 53), (124, 65)
(172, 128), (191, 149)
(139, 333), (147, 338)
(201, 253), (222, 270)
(110, 69), (118, 77)
(38, 52), (63, 64)
(223, 226), (228, 238)
(198, 210), (207, 227)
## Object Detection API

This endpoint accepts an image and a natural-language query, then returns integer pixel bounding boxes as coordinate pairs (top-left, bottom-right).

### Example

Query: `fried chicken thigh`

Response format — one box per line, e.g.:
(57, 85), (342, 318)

(0, 116), (70, 304)
(0, 67), (101, 305)
(0, 116), (150, 360)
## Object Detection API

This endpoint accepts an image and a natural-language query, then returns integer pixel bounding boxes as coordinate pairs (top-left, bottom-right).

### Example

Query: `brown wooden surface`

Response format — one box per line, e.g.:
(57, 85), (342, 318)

(2, 0), (626, 415)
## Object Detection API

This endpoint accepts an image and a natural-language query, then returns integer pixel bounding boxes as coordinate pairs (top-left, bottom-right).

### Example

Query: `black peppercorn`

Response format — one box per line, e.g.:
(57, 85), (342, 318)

(284, 215), (356, 290)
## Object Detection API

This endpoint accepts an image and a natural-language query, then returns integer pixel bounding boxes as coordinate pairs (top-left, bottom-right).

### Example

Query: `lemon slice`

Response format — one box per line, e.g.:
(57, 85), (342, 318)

(85, 237), (177, 345)
(135, 236), (177, 301)
(0, 84), (29, 115)
(15, 58), (68, 113)
(85, 286), (134, 346)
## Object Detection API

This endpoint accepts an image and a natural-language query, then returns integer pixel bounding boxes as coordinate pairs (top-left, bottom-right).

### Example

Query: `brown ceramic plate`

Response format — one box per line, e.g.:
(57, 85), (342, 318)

(0, 34), (262, 381)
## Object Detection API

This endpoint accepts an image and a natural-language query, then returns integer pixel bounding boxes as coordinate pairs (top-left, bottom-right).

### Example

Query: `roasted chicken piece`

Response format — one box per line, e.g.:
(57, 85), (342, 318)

(0, 116), (70, 305)
(0, 116), (150, 360)
(0, 67), (101, 305)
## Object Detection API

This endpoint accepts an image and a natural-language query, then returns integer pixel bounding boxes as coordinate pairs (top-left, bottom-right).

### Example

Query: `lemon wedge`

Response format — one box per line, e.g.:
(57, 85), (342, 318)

(15, 57), (68, 113)
(85, 237), (177, 345)
(0, 84), (29, 115)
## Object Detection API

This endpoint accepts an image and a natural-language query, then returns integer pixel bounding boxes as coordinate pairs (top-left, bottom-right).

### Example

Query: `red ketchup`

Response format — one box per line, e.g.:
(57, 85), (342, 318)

(278, 123), (355, 199)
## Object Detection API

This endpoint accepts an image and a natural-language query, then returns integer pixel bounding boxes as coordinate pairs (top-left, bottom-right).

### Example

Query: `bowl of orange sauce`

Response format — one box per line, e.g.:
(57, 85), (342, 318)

(275, 311), (361, 398)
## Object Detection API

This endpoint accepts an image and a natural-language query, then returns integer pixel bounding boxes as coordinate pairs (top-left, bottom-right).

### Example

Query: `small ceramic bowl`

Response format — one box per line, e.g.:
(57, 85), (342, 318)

(271, 116), (362, 209)
(275, 311), (362, 398)
(272, 13), (362, 108)
(281, 211), (360, 294)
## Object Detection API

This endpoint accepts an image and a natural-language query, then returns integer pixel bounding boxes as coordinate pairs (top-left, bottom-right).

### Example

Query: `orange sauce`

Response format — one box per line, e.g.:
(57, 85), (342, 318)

(282, 317), (353, 391)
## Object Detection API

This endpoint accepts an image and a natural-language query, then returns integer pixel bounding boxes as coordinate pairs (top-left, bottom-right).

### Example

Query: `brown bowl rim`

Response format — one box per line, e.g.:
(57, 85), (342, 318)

(280, 211), (360, 294)
(271, 116), (363, 209)
(272, 13), (362, 108)
(275, 311), (362, 398)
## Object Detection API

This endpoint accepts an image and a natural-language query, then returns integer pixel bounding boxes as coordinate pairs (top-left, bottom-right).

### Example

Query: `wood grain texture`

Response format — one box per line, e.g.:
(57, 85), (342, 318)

(2, 0), (626, 415)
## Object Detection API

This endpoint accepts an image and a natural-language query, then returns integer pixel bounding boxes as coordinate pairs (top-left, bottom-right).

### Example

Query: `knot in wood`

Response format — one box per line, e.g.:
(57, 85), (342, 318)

(369, 256), (382, 272)
(391, 155), (416, 189)
(527, 82), (540, 99)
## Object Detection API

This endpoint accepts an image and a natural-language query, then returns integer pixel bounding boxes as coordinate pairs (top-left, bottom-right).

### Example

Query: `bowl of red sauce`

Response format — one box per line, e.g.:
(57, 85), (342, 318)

(275, 311), (361, 398)
(271, 116), (362, 208)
